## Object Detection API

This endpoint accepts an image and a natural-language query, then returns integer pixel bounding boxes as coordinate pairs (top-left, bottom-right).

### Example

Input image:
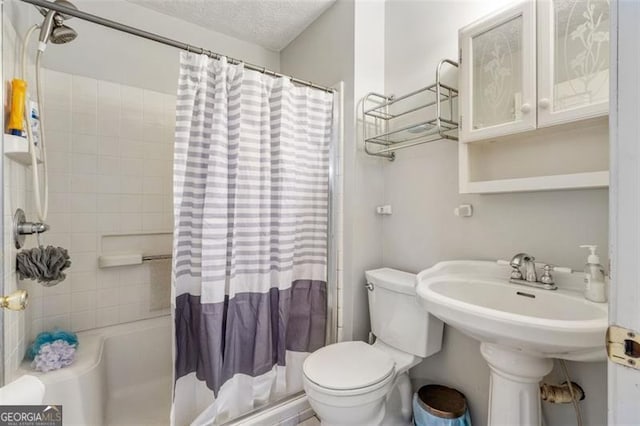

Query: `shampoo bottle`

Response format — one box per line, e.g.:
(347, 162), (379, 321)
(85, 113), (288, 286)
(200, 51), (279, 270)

(7, 79), (27, 136)
(580, 245), (607, 303)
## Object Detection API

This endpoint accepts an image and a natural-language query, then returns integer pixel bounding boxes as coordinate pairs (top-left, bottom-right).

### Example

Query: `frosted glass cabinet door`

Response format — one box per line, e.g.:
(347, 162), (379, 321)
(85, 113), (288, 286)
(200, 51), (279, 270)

(459, 1), (537, 142)
(538, 0), (610, 127)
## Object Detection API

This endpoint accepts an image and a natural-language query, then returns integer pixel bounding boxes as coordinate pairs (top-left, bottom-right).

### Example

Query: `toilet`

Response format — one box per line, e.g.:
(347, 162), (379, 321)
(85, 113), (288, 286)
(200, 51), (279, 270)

(303, 268), (444, 426)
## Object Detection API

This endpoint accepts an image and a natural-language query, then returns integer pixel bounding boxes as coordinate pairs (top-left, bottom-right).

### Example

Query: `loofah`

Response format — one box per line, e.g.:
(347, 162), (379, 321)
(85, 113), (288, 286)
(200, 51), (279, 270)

(16, 245), (71, 285)
(27, 329), (78, 360)
(31, 340), (76, 372)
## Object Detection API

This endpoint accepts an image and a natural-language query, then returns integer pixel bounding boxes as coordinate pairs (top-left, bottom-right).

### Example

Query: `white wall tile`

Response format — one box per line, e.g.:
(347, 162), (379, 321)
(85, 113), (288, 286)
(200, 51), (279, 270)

(44, 69), (72, 111)
(121, 158), (143, 176)
(98, 136), (120, 156)
(70, 311), (96, 332)
(71, 75), (98, 113)
(143, 176), (164, 194)
(72, 134), (98, 155)
(121, 86), (143, 114)
(47, 151), (71, 172)
(120, 119), (144, 140)
(71, 233), (98, 253)
(47, 213), (71, 233)
(71, 291), (97, 311)
(71, 173), (98, 193)
(48, 172), (71, 193)
(120, 195), (142, 213)
(143, 90), (165, 124)
(48, 193), (71, 213)
(46, 131), (72, 153)
(120, 213), (142, 233)
(71, 252), (98, 272)
(98, 81), (121, 107)
(97, 213), (121, 232)
(71, 111), (98, 135)
(97, 194), (120, 212)
(98, 156), (122, 176)
(70, 194), (97, 213)
(142, 213), (164, 232)
(26, 296), (43, 321)
(41, 314), (71, 331)
(96, 288), (120, 308)
(43, 108), (72, 133)
(97, 269), (120, 289)
(120, 176), (143, 194)
(69, 213), (97, 233)
(98, 111), (121, 137)
(72, 153), (98, 174)
(43, 294), (71, 317)
(95, 307), (119, 328)
(97, 175), (121, 194)
(120, 140), (146, 158)
(69, 271), (98, 292)
(118, 303), (141, 323)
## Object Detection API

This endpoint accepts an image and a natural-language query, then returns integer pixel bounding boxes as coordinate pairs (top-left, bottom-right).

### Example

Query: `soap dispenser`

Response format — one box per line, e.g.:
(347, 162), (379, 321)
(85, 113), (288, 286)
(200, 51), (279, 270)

(580, 245), (607, 303)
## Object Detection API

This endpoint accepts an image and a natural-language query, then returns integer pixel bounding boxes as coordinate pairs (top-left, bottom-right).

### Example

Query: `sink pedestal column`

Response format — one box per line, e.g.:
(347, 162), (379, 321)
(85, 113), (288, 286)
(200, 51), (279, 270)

(480, 343), (553, 426)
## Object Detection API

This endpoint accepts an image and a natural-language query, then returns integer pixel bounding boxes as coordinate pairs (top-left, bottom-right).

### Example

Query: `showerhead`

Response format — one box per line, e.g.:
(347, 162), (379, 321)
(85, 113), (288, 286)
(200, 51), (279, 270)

(38, 0), (78, 48)
(50, 25), (77, 44)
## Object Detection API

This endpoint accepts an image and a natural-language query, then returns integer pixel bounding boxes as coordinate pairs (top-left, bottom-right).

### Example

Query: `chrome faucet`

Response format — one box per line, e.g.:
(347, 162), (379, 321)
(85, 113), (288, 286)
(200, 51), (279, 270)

(510, 253), (537, 282)
(509, 253), (557, 290)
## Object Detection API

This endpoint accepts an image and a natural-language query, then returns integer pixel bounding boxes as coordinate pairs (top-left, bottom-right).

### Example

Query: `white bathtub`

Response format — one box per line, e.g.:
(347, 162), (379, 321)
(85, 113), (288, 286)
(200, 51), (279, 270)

(19, 316), (172, 426)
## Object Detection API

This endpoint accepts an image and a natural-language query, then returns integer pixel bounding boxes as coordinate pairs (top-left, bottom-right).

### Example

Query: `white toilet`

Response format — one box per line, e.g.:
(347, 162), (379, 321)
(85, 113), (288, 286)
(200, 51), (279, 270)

(303, 268), (444, 426)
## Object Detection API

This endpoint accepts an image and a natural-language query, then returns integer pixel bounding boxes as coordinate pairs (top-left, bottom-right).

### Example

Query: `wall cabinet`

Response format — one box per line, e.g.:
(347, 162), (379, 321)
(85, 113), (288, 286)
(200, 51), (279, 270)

(459, 1), (537, 142)
(458, 0), (610, 193)
(537, 0), (609, 127)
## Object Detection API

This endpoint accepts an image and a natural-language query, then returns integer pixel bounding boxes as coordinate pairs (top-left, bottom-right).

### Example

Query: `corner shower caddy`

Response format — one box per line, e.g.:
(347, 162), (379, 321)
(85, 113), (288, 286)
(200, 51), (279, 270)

(362, 59), (458, 160)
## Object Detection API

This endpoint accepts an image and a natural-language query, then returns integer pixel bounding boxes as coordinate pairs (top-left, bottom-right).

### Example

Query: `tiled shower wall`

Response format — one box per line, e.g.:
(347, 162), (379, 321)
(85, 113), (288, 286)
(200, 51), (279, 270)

(3, 13), (31, 382)
(17, 69), (176, 348)
(3, 160), (28, 382)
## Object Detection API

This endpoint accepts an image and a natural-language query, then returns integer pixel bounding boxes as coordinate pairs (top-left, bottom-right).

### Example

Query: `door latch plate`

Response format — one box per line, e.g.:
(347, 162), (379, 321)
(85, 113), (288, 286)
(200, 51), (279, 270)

(607, 325), (640, 370)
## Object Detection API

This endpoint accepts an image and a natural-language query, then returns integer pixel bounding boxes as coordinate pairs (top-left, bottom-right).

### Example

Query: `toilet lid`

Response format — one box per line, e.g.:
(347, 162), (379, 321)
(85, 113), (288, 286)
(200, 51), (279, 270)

(303, 341), (395, 390)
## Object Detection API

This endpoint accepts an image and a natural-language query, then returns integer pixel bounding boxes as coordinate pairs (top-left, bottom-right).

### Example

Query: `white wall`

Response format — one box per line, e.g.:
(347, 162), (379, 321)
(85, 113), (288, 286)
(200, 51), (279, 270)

(281, 0), (386, 342)
(5, 0), (280, 94)
(383, 1), (608, 425)
(350, 0), (386, 341)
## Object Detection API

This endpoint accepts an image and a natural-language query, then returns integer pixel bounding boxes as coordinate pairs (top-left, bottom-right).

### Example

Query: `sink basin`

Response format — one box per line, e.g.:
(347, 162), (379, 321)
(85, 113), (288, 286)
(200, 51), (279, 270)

(416, 260), (608, 426)
(417, 268), (607, 361)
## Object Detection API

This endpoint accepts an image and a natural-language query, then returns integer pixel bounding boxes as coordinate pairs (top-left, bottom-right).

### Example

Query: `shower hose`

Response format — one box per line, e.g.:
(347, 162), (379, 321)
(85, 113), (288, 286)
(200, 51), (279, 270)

(21, 24), (49, 223)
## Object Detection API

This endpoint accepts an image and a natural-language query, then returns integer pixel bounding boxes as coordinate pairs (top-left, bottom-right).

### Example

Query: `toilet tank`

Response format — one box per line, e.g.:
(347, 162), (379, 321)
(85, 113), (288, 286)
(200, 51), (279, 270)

(365, 268), (443, 358)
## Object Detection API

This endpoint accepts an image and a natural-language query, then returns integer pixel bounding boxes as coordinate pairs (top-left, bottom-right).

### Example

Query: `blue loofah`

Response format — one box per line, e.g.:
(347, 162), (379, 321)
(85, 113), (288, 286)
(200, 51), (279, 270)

(27, 329), (78, 360)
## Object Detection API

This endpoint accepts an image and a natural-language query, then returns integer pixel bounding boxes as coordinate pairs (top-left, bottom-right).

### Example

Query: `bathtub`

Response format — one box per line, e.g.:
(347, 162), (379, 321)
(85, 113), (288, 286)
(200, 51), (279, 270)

(19, 316), (172, 426)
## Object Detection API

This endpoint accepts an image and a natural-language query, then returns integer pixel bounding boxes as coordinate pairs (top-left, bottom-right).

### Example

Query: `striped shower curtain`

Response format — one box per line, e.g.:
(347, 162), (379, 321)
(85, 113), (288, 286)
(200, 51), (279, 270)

(171, 53), (334, 425)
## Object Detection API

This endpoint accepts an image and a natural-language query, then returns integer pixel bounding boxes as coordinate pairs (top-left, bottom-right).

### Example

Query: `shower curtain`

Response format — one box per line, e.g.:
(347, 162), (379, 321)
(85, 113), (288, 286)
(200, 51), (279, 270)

(171, 53), (334, 425)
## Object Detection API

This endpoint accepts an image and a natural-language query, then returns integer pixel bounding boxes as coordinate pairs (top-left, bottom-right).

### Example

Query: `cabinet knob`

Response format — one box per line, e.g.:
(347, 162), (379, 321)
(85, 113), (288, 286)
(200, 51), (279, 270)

(520, 103), (531, 114)
(538, 98), (550, 109)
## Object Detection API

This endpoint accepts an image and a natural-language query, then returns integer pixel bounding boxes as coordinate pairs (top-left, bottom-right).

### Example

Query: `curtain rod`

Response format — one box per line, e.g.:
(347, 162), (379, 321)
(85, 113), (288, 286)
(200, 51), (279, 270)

(19, 0), (336, 93)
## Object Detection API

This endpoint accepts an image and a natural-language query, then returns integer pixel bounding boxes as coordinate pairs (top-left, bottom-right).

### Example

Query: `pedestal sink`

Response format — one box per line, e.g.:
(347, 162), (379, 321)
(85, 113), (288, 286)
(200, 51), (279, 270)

(416, 261), (607, 426)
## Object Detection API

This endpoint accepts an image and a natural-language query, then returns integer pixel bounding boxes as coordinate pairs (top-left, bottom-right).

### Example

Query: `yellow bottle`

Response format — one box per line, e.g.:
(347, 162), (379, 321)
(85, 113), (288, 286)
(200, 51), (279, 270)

(7, 79), (27, 135)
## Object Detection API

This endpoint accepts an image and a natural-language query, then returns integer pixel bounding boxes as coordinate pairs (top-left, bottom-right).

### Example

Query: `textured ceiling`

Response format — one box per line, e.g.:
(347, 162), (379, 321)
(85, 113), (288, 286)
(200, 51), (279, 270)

(127, 0), (336, 51)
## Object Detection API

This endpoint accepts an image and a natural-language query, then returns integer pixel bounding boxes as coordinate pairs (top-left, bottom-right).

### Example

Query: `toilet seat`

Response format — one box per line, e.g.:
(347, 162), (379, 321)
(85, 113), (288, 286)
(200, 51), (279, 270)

(303, 341), (395, 392)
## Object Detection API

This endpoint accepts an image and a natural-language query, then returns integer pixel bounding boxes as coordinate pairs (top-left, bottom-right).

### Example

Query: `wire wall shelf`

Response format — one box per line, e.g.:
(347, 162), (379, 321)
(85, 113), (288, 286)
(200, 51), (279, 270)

(362, 59), (459, 160)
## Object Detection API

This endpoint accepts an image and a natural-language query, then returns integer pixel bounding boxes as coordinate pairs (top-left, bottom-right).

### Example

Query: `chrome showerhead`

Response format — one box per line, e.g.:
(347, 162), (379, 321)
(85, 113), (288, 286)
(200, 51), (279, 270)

(38, 0), (78, 47)
(50, 24), (77, 44)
